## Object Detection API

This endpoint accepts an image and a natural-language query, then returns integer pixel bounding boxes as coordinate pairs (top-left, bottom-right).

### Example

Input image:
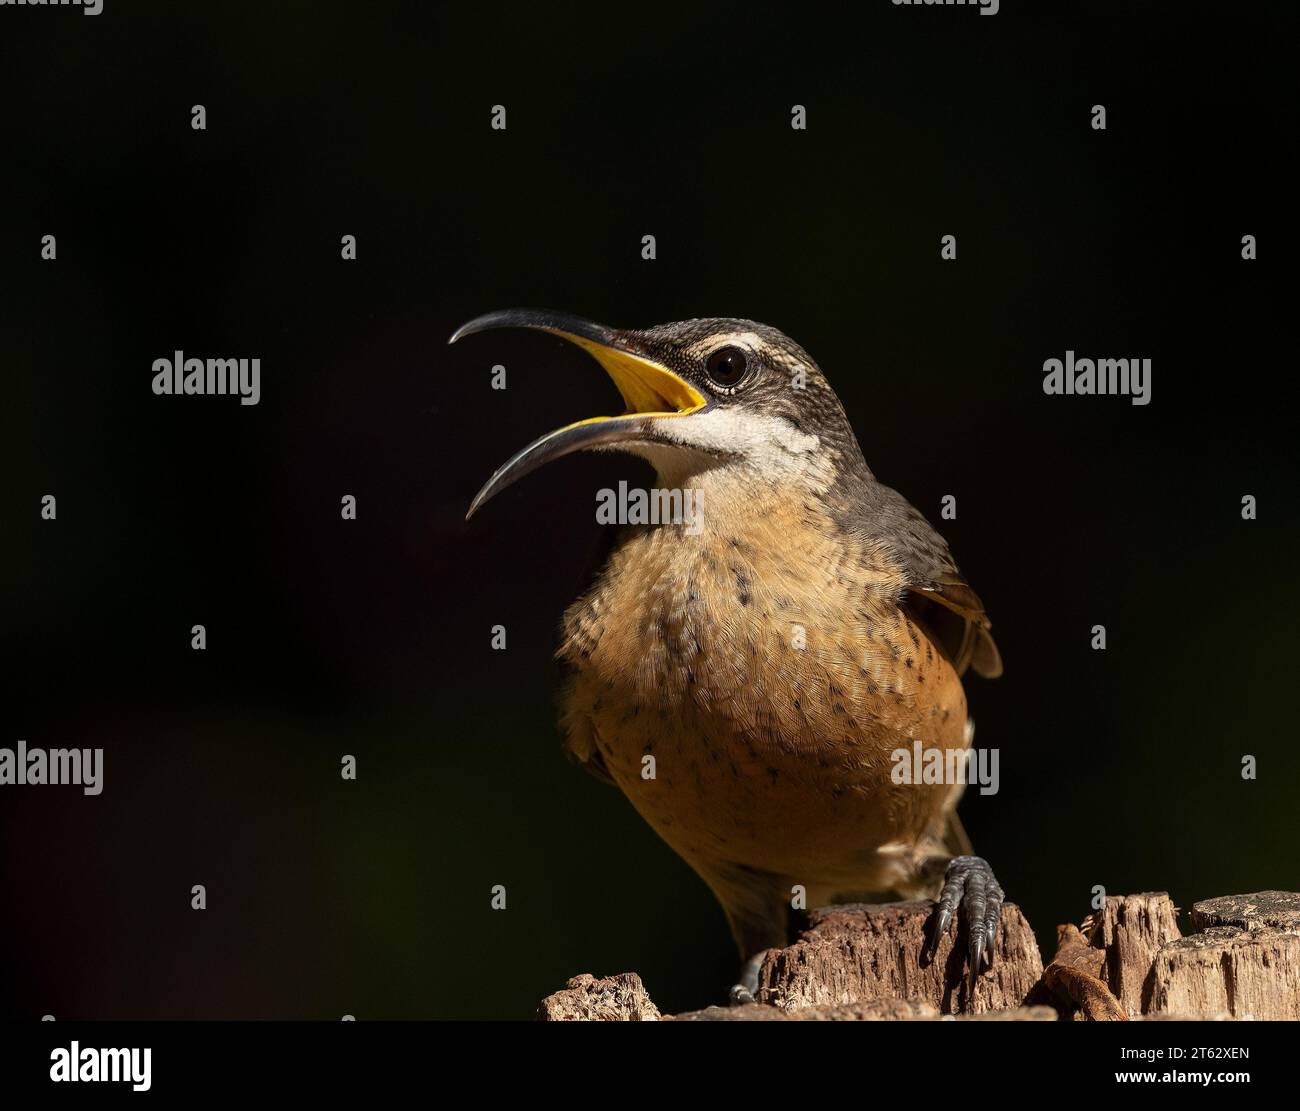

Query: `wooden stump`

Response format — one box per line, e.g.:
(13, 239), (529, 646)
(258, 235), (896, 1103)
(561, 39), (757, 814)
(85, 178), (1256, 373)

(672, 999), (941, 1021)
(1085, 892), (1181, 1016)
(1145, 893), (1300, 1021)
(1190, 890), (1300, 933)
(1042, 923), (1128, 1021)
(537, 972), (660, 1021)
(535, 890), (1300, 1021)
(670, 1001), (1057, 1021)
(756, 900), (1043, 1016)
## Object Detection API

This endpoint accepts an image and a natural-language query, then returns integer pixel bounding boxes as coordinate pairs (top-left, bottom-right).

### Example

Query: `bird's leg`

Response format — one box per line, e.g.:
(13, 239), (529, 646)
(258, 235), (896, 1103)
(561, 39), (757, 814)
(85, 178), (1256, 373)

(715, 872), (791, 1006)
(728, 952), (765, 1006)
(928, 855), (1005, 996)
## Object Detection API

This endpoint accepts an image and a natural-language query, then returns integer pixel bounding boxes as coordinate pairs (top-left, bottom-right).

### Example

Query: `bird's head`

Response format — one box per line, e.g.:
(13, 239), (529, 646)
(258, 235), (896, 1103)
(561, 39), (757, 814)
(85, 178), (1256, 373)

(452, 310), (865, 518)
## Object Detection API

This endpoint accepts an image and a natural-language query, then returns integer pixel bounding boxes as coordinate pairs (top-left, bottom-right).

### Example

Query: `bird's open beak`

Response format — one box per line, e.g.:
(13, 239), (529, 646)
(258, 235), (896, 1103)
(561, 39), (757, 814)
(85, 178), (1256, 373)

(451, 310), (707, 518)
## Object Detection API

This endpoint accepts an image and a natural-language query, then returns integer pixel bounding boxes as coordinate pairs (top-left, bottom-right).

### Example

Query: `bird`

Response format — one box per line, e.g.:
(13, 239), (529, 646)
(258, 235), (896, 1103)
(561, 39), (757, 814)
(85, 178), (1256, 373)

(452, 309), (1006, 1005)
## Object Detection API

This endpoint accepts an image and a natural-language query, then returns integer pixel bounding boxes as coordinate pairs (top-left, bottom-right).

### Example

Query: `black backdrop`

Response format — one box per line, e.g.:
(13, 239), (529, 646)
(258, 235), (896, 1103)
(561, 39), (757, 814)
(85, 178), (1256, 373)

(1, 1), (1294, 1019)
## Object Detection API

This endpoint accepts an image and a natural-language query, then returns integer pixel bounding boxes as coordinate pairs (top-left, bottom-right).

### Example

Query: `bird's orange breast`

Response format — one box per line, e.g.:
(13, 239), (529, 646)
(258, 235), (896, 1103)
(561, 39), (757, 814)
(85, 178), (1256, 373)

(558, 493), (970, 901)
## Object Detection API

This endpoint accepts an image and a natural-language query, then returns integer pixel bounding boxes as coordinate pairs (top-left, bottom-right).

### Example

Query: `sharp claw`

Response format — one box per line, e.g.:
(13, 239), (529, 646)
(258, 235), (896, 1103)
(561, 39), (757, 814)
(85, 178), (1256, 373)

(933, 856), (1005, 1010)
(930, 906), (952, 957)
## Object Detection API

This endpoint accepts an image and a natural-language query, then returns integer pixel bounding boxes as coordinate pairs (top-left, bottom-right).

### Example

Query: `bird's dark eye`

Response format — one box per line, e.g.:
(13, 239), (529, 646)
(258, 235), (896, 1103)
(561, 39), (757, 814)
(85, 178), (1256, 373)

(705, 346), (749, 389)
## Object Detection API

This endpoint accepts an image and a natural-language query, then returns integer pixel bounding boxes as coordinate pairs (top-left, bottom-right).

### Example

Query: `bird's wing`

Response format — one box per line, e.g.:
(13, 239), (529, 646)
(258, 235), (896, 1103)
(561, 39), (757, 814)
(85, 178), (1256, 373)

(907, 572), (1003, 678)
(868, 483), (1003, 679)
(557, 686), (619, 787)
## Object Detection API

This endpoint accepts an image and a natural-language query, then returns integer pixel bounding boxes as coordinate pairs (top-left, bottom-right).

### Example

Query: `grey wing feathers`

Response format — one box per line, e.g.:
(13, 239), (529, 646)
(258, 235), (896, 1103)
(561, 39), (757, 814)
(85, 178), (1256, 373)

(871, 483), (1003, 679)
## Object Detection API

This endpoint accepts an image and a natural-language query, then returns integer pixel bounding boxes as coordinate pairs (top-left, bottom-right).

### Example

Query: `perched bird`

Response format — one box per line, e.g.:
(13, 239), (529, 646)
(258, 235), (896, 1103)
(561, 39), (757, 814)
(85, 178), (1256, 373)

(453, 310), (1005, 1003)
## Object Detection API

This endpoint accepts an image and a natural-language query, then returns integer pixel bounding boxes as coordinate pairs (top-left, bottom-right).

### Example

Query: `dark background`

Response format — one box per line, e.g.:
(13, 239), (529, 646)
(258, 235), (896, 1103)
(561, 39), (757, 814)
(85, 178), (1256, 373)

(1, 1), (1294, 1019)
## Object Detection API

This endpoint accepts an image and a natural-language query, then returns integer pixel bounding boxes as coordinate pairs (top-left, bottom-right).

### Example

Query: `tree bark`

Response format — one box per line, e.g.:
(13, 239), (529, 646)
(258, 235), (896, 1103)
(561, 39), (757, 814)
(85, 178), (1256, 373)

(536, 890), (1300, 1021)
(1148, 928), (1300, 1020)
(537, 973), (660, 1021)
(755, 900), (1043, 1016)
(1190, 890), (1300, 933)
(1042, 923), (1127, 1020)
(1085, 892), (1181, 1016)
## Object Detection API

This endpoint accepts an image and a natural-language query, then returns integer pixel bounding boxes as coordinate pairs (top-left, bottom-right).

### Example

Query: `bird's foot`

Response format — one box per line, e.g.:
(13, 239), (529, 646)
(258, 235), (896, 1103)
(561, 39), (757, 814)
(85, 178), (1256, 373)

(728, 952), (765, 1006)
(928, 855), (1005, 998)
